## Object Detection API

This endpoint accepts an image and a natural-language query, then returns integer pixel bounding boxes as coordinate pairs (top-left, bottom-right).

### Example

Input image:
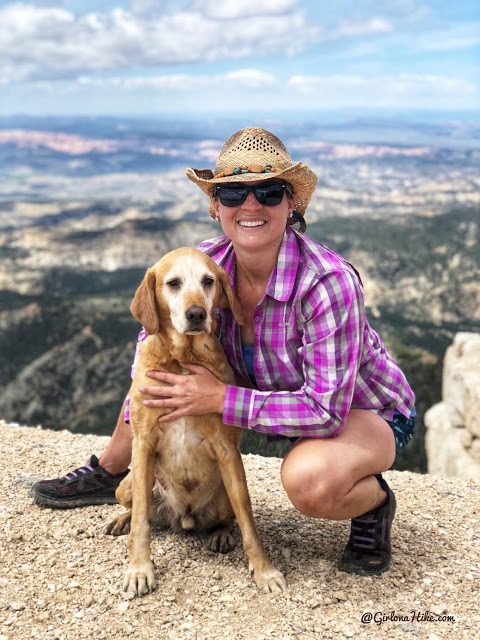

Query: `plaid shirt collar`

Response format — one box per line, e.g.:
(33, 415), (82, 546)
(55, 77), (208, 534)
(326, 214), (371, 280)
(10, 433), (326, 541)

(217, 227), (300, 302)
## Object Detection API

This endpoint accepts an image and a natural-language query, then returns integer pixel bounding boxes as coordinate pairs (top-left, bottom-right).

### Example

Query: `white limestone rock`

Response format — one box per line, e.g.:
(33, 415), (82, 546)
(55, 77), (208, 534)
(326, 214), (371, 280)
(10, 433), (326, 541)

(425, 332), (480, 479)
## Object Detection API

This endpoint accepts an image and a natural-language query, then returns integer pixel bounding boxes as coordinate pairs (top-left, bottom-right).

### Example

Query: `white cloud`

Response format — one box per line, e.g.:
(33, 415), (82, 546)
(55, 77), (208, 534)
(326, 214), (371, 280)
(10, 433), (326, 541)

(0, 2), (318, 82)
(4, 67), (478, 113)
(289, 73), (478, 99)
(337, 17), (393, 37)
(75, 69), (478, 105)
(77, 68), (276, 91)
(128, 0), (165, 17)
(392, 73), (477, 96)
(223, 69), (276, 88)
(409, 22), (480, 53)
(374, 0), (431, 23)
(190, 0), (298, 19)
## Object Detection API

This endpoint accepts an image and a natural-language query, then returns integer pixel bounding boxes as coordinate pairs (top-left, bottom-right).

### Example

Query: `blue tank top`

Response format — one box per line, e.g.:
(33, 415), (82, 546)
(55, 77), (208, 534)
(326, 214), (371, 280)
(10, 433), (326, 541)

(241, 343), (256, 386)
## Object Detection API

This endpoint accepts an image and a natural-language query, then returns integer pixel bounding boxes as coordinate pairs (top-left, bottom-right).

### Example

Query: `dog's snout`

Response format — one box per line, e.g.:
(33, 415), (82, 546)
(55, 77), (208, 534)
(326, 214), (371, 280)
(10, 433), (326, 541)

(185, 306), (207, 326)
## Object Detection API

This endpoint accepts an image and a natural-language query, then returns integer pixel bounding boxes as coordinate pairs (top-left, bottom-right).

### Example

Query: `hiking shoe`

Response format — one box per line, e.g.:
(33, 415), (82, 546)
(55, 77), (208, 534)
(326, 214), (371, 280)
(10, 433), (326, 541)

(30, 455), (129, 509)
(337, 474), (396, 575)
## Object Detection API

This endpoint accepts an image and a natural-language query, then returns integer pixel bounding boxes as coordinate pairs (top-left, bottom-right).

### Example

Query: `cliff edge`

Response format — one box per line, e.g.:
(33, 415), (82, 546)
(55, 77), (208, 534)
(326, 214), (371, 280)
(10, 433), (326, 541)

(0, 422), (479, 640)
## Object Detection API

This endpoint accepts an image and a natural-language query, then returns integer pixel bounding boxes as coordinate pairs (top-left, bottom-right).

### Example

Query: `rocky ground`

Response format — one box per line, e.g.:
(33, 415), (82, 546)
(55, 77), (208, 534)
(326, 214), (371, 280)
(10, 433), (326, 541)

(1, 421), (479, 640)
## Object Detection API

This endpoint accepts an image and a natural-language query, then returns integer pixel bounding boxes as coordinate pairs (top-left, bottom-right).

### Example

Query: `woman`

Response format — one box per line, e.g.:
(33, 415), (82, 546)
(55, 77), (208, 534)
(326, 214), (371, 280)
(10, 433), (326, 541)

(31, 127), (415, 576)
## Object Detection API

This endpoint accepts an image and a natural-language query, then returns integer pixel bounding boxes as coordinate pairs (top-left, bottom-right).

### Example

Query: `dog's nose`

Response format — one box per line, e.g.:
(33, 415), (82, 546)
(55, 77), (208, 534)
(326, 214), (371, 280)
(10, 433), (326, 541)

(185, 306), (206, 326)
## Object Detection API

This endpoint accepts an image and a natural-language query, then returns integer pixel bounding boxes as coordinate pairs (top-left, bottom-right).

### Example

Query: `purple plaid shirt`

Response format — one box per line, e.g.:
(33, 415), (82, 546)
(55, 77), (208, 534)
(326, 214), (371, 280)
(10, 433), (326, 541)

(126, 227), (415, 439)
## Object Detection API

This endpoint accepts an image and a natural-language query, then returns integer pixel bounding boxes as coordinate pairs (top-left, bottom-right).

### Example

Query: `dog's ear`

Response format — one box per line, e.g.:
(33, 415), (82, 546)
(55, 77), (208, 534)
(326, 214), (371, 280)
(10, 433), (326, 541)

(217, 268), (245, 326)
(130, 268), (160, 335)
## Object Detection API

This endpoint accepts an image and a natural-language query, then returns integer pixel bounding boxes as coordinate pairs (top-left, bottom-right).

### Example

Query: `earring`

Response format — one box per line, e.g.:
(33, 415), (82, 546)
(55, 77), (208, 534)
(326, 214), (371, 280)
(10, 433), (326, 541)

(288, 210), (306, 234)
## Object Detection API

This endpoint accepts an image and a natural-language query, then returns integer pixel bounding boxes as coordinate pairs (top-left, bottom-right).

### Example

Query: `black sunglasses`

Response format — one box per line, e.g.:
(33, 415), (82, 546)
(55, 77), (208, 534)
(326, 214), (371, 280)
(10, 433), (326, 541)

(213, 182), (293, 207)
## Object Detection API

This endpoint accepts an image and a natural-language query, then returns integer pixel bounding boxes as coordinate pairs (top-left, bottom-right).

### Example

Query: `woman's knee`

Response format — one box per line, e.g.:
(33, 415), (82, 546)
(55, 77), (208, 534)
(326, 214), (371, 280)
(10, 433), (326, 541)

(280, 453), (347, 519)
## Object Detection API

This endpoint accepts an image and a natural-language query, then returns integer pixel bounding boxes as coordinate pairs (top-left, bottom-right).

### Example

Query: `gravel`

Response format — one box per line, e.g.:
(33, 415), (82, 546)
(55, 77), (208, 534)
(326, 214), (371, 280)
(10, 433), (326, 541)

(1, 420), (479, 639)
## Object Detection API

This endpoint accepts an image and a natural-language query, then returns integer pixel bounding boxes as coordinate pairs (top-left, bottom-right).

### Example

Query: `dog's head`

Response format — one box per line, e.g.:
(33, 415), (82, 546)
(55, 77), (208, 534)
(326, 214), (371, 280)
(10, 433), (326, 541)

(131, 248), (244, 336)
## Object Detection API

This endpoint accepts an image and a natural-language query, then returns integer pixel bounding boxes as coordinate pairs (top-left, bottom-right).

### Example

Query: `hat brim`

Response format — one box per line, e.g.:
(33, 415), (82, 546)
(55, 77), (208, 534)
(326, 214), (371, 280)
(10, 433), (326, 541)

(186, 162), (317, 216)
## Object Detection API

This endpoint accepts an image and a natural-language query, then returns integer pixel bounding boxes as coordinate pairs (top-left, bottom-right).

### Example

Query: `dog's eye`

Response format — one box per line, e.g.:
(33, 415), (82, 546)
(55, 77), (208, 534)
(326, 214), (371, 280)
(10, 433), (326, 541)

(202, 277), (214, 287)
(166, 279), (181, 289)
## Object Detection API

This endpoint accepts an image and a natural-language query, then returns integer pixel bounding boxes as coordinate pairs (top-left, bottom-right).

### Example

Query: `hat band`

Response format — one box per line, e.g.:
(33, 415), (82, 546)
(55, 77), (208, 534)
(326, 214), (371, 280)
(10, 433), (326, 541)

(214, 163), (277, 179)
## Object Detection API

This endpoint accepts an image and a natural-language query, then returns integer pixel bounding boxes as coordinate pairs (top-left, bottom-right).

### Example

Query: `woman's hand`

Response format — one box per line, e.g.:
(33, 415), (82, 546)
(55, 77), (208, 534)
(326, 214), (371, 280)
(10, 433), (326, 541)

(138, 362), (227, 423)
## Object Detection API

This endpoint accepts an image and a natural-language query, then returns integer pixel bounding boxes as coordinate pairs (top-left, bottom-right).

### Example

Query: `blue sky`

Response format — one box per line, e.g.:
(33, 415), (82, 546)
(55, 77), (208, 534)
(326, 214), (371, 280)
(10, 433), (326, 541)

(1, 0), (478, 116)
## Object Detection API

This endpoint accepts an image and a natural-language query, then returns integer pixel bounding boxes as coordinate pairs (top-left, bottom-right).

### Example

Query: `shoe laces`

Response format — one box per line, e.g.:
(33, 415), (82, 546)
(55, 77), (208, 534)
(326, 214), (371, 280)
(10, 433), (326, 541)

(351, 513), (378, 550)
(62, 463), (95, 481)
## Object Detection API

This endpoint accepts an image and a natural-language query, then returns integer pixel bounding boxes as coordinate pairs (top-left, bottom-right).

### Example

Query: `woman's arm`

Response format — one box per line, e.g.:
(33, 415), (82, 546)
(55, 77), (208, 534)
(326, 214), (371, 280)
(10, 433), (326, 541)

(222, 269), (365, 438)
(141, 269), (366, 439)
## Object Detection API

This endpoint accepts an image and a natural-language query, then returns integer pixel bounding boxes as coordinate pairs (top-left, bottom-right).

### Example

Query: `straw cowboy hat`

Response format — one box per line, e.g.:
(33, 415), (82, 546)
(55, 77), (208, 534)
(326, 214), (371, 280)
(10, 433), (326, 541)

(186, 127), (317, 219)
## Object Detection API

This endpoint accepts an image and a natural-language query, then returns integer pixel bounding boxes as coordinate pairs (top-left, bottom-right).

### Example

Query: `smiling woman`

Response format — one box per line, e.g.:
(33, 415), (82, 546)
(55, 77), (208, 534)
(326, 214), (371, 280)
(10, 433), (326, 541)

(31, 126), (416, 581)
(210, 180), (294, 258)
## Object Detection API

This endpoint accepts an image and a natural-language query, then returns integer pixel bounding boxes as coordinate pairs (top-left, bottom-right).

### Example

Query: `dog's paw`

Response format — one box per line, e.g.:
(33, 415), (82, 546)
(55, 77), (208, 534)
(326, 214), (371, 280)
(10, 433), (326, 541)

(103, 512), (131, 536)
(207, 527), (236, 554)
(123, 562), (156, 597)
(249, 562), (287, 593)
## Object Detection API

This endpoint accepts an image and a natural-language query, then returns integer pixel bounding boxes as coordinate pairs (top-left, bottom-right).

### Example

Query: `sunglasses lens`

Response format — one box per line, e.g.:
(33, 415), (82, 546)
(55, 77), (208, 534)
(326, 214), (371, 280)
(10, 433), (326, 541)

(254, 184), (284, 206)
(216, 183), (286, 207)
(217, 186), (248, 207)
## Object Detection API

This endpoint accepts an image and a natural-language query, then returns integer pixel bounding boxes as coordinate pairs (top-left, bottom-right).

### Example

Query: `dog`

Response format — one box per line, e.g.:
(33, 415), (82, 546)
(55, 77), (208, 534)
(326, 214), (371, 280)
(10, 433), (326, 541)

(104, 247), (286, 596)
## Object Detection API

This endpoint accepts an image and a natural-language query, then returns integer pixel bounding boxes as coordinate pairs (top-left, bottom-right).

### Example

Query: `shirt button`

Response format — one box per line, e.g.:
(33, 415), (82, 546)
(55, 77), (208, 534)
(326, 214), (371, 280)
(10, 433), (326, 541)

(254, 315), (261, 323)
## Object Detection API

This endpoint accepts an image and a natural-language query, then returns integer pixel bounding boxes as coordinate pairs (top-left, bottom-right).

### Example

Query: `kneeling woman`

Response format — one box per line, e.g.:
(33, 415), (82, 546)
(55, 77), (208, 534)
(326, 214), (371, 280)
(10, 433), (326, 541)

(32, 127), (416, 576)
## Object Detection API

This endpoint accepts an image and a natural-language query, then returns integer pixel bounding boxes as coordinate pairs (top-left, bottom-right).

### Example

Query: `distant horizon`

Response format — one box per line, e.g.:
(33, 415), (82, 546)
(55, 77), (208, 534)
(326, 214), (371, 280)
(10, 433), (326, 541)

(1, 110), (479, 151)
(1, 108), (479, 123)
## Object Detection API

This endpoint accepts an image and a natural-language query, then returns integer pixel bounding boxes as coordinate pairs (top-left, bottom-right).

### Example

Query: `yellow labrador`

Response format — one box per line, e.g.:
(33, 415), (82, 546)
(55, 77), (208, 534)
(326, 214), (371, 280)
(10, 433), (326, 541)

(104, 248), (286, 596)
